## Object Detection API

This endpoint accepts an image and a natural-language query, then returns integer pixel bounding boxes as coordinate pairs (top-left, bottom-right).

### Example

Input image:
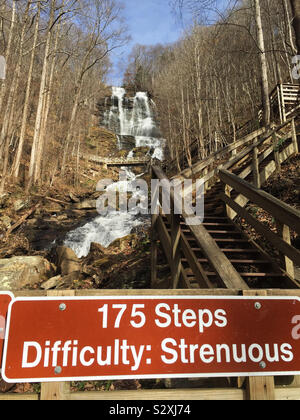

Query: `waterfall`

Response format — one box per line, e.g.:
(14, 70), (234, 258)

(64, 87), (164, 257)
(103, 87), (165, 159)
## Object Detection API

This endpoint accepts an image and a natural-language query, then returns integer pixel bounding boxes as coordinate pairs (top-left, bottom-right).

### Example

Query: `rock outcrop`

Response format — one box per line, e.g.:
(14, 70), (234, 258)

(0, 256), (54, 290)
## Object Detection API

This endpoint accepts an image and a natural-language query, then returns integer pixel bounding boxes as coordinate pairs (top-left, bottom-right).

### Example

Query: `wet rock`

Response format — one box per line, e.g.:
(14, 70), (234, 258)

(0, 256), (54, 290)
(41, 275), (62, 290)
(55, 246), (81, 275)
(109, 234), (138, 251)
(41, 272), (81, 290)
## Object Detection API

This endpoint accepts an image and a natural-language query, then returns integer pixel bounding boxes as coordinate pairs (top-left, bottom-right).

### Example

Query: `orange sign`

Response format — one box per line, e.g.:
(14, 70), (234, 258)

(2, 296), (300, 383)
(0, 292), (13, 365)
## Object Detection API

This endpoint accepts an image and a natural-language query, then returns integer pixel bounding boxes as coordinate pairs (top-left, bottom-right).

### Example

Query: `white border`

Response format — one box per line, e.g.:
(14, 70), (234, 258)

(0, 291), (14, 300)
(2, 295), (300, 383)
(0, 291), (14, 375)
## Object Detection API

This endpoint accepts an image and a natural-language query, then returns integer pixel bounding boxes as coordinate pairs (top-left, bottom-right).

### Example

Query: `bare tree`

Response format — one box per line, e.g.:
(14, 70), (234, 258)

(60, 0), (129, 176)
(254, 0), (270, 126)
(12, 0), (41, 180)
(290, 0), (300, 54)
(0, 0), (16, 114)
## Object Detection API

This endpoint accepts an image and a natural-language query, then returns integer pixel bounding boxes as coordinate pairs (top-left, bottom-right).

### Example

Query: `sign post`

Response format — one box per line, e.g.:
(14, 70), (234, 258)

(2, 295), (300, 383)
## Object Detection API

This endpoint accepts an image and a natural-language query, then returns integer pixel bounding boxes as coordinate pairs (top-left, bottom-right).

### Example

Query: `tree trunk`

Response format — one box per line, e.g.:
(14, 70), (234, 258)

(0, 0), (16, 115)
(12, 1), (41, 180)
(254, 0), (271, 127)
(290, 0), (300, 54)
(0, 1), (30, 193)
(60, 84), (82, 176)
(282, 0), (297, 55)
(28, 0), (56, 188)
(35, 15), (61, 184)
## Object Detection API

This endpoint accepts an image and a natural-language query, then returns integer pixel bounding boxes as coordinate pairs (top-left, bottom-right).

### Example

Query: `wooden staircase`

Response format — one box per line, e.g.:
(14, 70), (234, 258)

(151, 116), (300, 291)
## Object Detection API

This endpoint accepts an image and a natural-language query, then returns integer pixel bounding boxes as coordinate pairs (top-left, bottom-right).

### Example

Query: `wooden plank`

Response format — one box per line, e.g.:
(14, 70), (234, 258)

(12, 288), (300, 297)
(0, 393), (39, 400)
(276, 221), (294, 279)
(275, 387), (300, 400)
(151, 231), (158, 287)
(69, 388), (246, 401)
(252, 146), (261, 188)
(224, 183), (235, 220)
(247, 376), (275, 400)
(13, 289), (242, 298)
(171, 214), (181, 289)
(151, 172), (159, 287)
(40, 382), (70, 401)
(279, 143), (295, 164)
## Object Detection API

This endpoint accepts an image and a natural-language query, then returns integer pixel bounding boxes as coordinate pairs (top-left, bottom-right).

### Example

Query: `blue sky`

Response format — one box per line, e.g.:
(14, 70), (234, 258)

(108, 0), (187, 86)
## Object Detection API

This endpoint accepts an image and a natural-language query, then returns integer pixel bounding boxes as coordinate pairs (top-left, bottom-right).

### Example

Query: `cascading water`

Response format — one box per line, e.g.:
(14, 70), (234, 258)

(64, 87), (165, 257)
(103, 87), (165, 159)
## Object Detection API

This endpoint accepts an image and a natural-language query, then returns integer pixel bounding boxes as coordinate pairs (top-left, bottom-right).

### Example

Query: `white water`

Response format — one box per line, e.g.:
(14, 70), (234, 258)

(103, 87), (165, 159)
(64, 87), (164, 257)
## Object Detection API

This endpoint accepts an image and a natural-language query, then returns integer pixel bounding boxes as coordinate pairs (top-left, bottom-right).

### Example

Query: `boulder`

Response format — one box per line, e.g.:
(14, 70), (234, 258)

(55, 246), (81, 275)
(14, 198), (30, 212)
(74, 199), (96, 210)
(109, 234), (138, 251)
(0, 215), (12, 229)
(89, 242), (107, 254)
(41, 275), (62, 290)
(41, 272), (81, 290)
(0, 256), (54, 290)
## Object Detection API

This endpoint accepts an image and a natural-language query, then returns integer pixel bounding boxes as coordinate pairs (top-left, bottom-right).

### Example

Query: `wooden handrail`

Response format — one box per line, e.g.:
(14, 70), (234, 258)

(183, 117), (297, 200)
(176, 127), (266, 179)
(174, 117), (295, 183)
(219, 169), (300, 282)
(219, 169), (300, 235)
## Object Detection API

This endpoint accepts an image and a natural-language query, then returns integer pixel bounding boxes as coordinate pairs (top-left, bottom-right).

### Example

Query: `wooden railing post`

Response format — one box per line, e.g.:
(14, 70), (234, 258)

(244, 290), (275, 401)
(40, 290), (74, 400)
(203, 167), (208, 193)
(291, 118), (299, 155)
(276, 220), (295, 279)
(151, 167), (159, 287)
(272, 133), (281, 172)
(252, 146), (261, 188)
(171, 211), (181, 289)
(223, 182), (235, 220)
(280, 83), (287, 123)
